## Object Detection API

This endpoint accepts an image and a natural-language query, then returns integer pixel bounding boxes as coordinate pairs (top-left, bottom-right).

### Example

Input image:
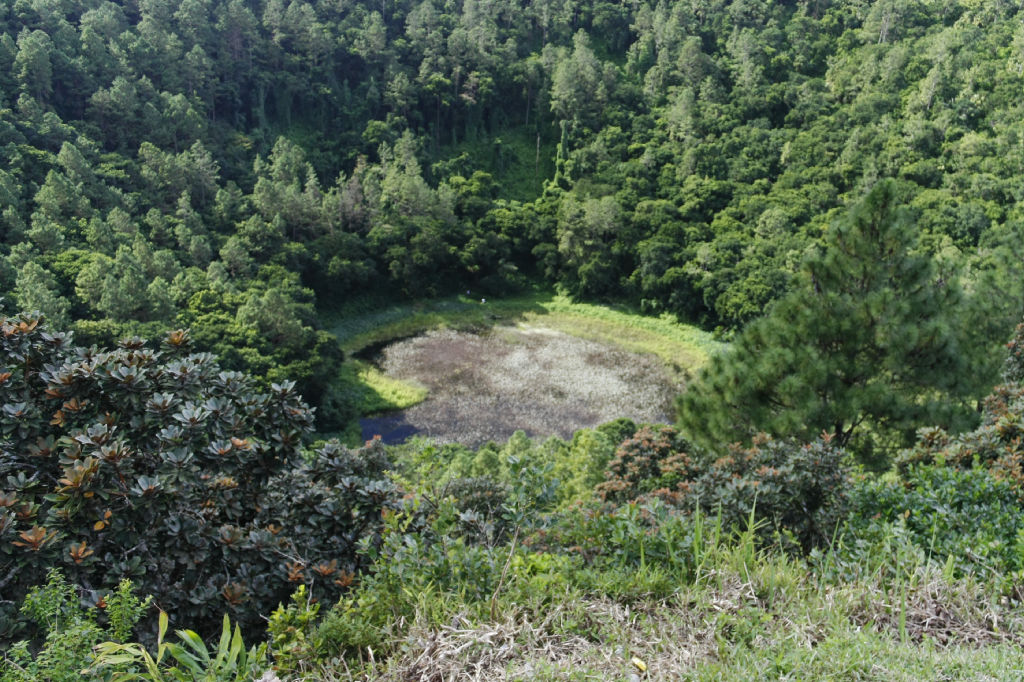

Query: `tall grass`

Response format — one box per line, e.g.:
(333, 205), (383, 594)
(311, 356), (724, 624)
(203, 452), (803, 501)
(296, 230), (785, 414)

(305, 506), (1024, 681)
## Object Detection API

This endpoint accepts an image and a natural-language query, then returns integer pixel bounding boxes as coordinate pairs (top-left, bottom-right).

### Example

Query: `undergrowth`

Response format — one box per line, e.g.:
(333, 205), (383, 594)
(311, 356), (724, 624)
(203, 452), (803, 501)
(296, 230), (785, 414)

(6, 496), (1023, 680)
(291, 505), (1024, 681)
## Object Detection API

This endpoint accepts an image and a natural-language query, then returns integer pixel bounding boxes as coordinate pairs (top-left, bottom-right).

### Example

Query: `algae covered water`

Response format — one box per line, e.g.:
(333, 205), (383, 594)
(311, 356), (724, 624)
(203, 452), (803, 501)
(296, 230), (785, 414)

(359, 325), (679, 446)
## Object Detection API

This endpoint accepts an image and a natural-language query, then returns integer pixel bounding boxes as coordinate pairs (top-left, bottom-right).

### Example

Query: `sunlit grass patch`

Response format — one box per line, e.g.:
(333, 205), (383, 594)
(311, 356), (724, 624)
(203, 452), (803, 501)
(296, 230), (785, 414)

(341, 359), (429, 415)
(518, 295), (723, 377)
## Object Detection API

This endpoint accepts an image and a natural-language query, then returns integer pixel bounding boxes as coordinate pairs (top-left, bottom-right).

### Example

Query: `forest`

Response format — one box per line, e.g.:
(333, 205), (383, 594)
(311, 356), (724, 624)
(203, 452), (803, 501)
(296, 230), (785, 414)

(3, 0), (1024, 678)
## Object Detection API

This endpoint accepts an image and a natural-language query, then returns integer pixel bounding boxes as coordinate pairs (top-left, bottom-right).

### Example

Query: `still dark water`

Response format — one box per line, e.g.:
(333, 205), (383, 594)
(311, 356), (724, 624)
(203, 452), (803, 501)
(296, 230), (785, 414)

(360, 412), (423, 444)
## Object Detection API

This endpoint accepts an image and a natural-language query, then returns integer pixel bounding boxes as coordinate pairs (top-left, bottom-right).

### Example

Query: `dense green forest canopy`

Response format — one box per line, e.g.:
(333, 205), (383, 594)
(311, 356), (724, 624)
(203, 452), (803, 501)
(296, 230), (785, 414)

(1, 0), (1023, 439)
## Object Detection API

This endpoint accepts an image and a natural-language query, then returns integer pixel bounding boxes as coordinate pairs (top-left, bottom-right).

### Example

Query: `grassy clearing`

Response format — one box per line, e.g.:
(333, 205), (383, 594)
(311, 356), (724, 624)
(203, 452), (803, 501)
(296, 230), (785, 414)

(324, 290), (722, 380)
(324, 291), (720, 444)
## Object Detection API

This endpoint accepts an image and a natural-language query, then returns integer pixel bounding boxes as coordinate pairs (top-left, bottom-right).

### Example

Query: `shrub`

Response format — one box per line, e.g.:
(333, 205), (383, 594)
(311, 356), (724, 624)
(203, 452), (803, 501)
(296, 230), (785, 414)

(90, 610), (269, 681)
(552, 427), (623, 506)
(444, 476), (512, 541)
(597, 427), (850, 551)
(816, 323), (1024, 581)
(0, 313), (396, 642)
(316, 496), (506, 659)
(393, 423), (633, 512)
(896, 383), (1024, 500)
(690, 435), (850, 552)
(1, 570), (149, 681)
(861, 326), (1024, 581)
(315, 455), (564, 661)
(595, 425), (698, 504)
(266, 585), (321, 678)
(836, 465), (1024, 581)
(896, 321), (1024, 498)
(1002, 321), (1024, 384)
(523, 499), (695, 580)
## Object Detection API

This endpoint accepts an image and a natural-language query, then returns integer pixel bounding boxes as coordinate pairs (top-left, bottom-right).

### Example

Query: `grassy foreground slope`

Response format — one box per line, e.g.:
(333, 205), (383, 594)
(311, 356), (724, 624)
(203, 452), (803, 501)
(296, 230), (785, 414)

(303, 521), (1024, 681)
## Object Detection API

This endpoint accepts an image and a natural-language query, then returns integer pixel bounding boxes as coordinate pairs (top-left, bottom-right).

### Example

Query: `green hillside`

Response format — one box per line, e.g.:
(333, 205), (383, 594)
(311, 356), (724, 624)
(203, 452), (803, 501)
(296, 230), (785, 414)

(3, 0), (1024, 678)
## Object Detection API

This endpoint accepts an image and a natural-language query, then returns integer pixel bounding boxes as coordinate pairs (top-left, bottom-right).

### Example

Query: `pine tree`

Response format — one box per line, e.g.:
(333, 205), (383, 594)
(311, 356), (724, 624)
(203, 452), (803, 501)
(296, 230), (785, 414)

(678, 180), (973, 463)
(14, 260), (69, 327)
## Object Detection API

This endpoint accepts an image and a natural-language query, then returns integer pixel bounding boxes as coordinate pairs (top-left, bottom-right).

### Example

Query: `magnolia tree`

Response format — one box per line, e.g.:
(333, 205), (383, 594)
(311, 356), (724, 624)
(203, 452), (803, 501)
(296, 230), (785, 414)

(0, 311), (396, 642)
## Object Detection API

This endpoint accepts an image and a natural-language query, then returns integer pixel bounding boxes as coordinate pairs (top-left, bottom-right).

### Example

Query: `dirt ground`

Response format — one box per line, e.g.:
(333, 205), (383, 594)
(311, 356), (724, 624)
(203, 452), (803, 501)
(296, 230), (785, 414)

(359, 325), (680, 446)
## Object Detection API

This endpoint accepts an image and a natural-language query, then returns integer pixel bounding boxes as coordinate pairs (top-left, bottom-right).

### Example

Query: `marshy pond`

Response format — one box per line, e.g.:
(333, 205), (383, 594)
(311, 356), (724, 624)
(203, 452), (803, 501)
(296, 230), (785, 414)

(359, 325), (681, 446)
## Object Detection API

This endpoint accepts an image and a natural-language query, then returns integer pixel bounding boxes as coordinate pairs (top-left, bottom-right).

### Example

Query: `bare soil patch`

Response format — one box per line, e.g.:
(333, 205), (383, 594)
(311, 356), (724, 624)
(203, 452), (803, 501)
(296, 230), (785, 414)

(359, 326), (680, 446)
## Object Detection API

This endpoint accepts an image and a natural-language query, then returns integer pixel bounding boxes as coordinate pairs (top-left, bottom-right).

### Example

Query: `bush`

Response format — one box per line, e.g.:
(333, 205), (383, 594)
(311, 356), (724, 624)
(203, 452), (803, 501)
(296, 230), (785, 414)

(896, 322), (1024, 498)
(1, 570), (149, 681)
(835, 465), (1024, 581)
(91, 610), (269, 681)
(853, 326), (1024, 581)
(316, 496), (509, 659)
(314, 454), (565, 662)
(597, 427), (850, 552)
(690, 435), (850, 552)
(0, 313), (396, 642)
(1002, 321), (1024, 384)
(523, 499), (695, 580)
(595, 425), (698, 505)
(896, 383), (1024, 499)
(390, 426), (619, 524)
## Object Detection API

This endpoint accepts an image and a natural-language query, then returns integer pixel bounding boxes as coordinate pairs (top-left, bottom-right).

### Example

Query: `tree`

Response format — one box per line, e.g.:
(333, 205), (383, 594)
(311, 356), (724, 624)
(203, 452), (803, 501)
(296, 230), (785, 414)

(678, 180), (974, 464)
(14, 29), (52, 103)
(33, 170), (90, 221)
(550, 31), (608, 131)
(556, 193), (622, 298)
(235, 287), (308, 350)
(14, 260), (69, 327)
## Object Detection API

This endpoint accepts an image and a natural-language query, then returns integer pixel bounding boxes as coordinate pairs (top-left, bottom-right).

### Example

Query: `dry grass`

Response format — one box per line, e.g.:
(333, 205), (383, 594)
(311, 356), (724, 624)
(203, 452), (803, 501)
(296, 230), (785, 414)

(302, 563), (1024, 682)
(844, 567), (1024, 647)
(361, 597), (718, 682)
